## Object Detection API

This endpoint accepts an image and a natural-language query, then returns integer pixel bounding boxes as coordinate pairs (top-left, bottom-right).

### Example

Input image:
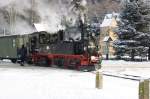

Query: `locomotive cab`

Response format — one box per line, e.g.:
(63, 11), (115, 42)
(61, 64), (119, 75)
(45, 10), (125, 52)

(29, 31), (62, 53)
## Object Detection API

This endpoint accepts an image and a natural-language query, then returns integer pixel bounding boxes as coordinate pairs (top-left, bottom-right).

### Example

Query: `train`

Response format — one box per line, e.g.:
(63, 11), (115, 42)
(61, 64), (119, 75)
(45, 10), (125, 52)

(0, 28), (99, 71)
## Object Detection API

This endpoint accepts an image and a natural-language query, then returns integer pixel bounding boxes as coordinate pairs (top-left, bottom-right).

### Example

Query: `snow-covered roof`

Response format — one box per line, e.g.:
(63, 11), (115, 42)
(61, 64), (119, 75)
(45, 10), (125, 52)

(100, 12), (120, 27)
(105, 13), (119, 20)
(34, 23), (65, 33)
(100, 19), (113, 27)
(34, 23), (48, 32)
(103, 36), (112, 42)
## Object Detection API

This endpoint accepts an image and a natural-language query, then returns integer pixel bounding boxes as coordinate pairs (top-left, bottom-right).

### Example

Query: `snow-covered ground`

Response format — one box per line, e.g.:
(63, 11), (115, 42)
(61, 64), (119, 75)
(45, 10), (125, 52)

(0, 60), (149, 99)
(102, 60), (150, 78)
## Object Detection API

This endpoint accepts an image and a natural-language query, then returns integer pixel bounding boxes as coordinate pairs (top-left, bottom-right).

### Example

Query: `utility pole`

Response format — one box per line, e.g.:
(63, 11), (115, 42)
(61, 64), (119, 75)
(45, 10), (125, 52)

(9, 4), (16, 35)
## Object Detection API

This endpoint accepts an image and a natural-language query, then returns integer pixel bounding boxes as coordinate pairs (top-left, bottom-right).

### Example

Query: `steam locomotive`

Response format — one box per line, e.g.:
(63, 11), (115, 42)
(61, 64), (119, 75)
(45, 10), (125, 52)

(28, 29), (99, 71)
(0, 26), (99, 71)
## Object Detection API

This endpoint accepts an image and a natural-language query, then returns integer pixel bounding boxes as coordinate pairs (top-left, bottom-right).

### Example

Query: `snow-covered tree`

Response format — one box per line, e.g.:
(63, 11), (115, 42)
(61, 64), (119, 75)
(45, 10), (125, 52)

(135, 0), (150, 60)
(114, 0), (150, 61)
(113, 1), (141, 60)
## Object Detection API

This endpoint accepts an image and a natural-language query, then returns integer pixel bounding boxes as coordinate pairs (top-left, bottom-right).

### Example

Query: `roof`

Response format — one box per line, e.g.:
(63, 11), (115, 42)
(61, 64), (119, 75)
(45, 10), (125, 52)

(100, 19), (113, 27)
(105, 13), (119, 20)
(34, 23), (48, 32)
(100, 12), (120, 27)
(103, 36), (112, 42)
(34, 23), (65, 33)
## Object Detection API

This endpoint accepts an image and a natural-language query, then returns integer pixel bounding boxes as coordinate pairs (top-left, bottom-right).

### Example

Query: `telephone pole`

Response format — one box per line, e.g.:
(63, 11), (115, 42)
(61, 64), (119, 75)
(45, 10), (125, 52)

(9, 4), (16, 35)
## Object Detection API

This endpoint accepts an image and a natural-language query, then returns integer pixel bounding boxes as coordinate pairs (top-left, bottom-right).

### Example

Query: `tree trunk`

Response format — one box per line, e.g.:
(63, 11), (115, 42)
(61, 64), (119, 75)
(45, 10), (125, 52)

(148, 47), (150, 61)
(131, 49), (135, 61)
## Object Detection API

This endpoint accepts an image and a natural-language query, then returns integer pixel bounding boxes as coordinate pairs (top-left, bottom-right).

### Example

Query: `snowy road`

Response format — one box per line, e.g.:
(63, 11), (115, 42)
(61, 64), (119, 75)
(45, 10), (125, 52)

(0, 60), (142, 99)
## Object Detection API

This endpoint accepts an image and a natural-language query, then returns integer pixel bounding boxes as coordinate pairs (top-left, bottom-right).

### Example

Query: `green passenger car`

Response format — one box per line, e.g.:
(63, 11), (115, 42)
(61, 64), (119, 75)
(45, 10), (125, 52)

(0, 34), (29, 63)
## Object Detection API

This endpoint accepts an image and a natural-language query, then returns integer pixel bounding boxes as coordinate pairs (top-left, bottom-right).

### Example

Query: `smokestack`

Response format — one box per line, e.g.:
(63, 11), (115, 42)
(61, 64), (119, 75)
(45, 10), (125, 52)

(31, 0), (35, 24)
(31, 0), (39, 24)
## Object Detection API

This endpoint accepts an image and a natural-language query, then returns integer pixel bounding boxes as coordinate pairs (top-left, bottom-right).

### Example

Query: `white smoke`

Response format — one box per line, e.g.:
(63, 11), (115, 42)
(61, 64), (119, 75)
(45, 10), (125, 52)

(35, 0), (63, 33)
(0, 0), (69, 35)
(0, 0), (12, 7)
(0, 0), (87, 35)
(81, 0), (87, 7)
(0, 0), (33, 35)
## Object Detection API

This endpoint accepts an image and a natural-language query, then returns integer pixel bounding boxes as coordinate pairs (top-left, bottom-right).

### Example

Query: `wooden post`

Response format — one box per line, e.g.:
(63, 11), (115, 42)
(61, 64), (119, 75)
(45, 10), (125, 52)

(95, 71), (103, 89)
(139, 79), (149, 99)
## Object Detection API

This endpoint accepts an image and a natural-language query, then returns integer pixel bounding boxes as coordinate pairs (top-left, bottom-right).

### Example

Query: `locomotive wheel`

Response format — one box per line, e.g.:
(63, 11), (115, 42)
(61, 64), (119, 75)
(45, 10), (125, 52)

(11, 59), (17, 63)
(67, 59), (80, 70)
(34, 57), (49, 66)
(57, 58), (64, 68)
(40, 57), (49, 67)
(27, 60), (33, 65)
(48, 59), (52, 67)
(26, 57), (33, 65)
(78, 66), (87, 72)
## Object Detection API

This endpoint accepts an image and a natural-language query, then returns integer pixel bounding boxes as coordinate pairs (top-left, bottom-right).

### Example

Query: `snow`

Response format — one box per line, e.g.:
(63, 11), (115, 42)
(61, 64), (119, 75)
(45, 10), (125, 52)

(103, 36), (112, 42)
(34, 23), (65, 33)
(100, 19), (113, 27)
(0, 60), (141, 99)
(2, 59), (11, 62)
(105, 13), (120, 20)
(34, 23), (47, 32)
(100, 12), (119, 27)
(102, 60), (150, 78)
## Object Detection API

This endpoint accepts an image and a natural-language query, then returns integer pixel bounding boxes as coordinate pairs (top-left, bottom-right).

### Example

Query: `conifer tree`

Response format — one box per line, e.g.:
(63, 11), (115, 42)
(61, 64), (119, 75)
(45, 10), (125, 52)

(113, 1), (141, 60)
(114, 0), (150, 60)
(135, 0), (150, 60)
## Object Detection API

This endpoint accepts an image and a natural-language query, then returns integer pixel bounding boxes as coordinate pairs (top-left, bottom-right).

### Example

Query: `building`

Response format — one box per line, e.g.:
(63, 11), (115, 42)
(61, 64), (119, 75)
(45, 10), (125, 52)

(99, 12), (119, 57)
